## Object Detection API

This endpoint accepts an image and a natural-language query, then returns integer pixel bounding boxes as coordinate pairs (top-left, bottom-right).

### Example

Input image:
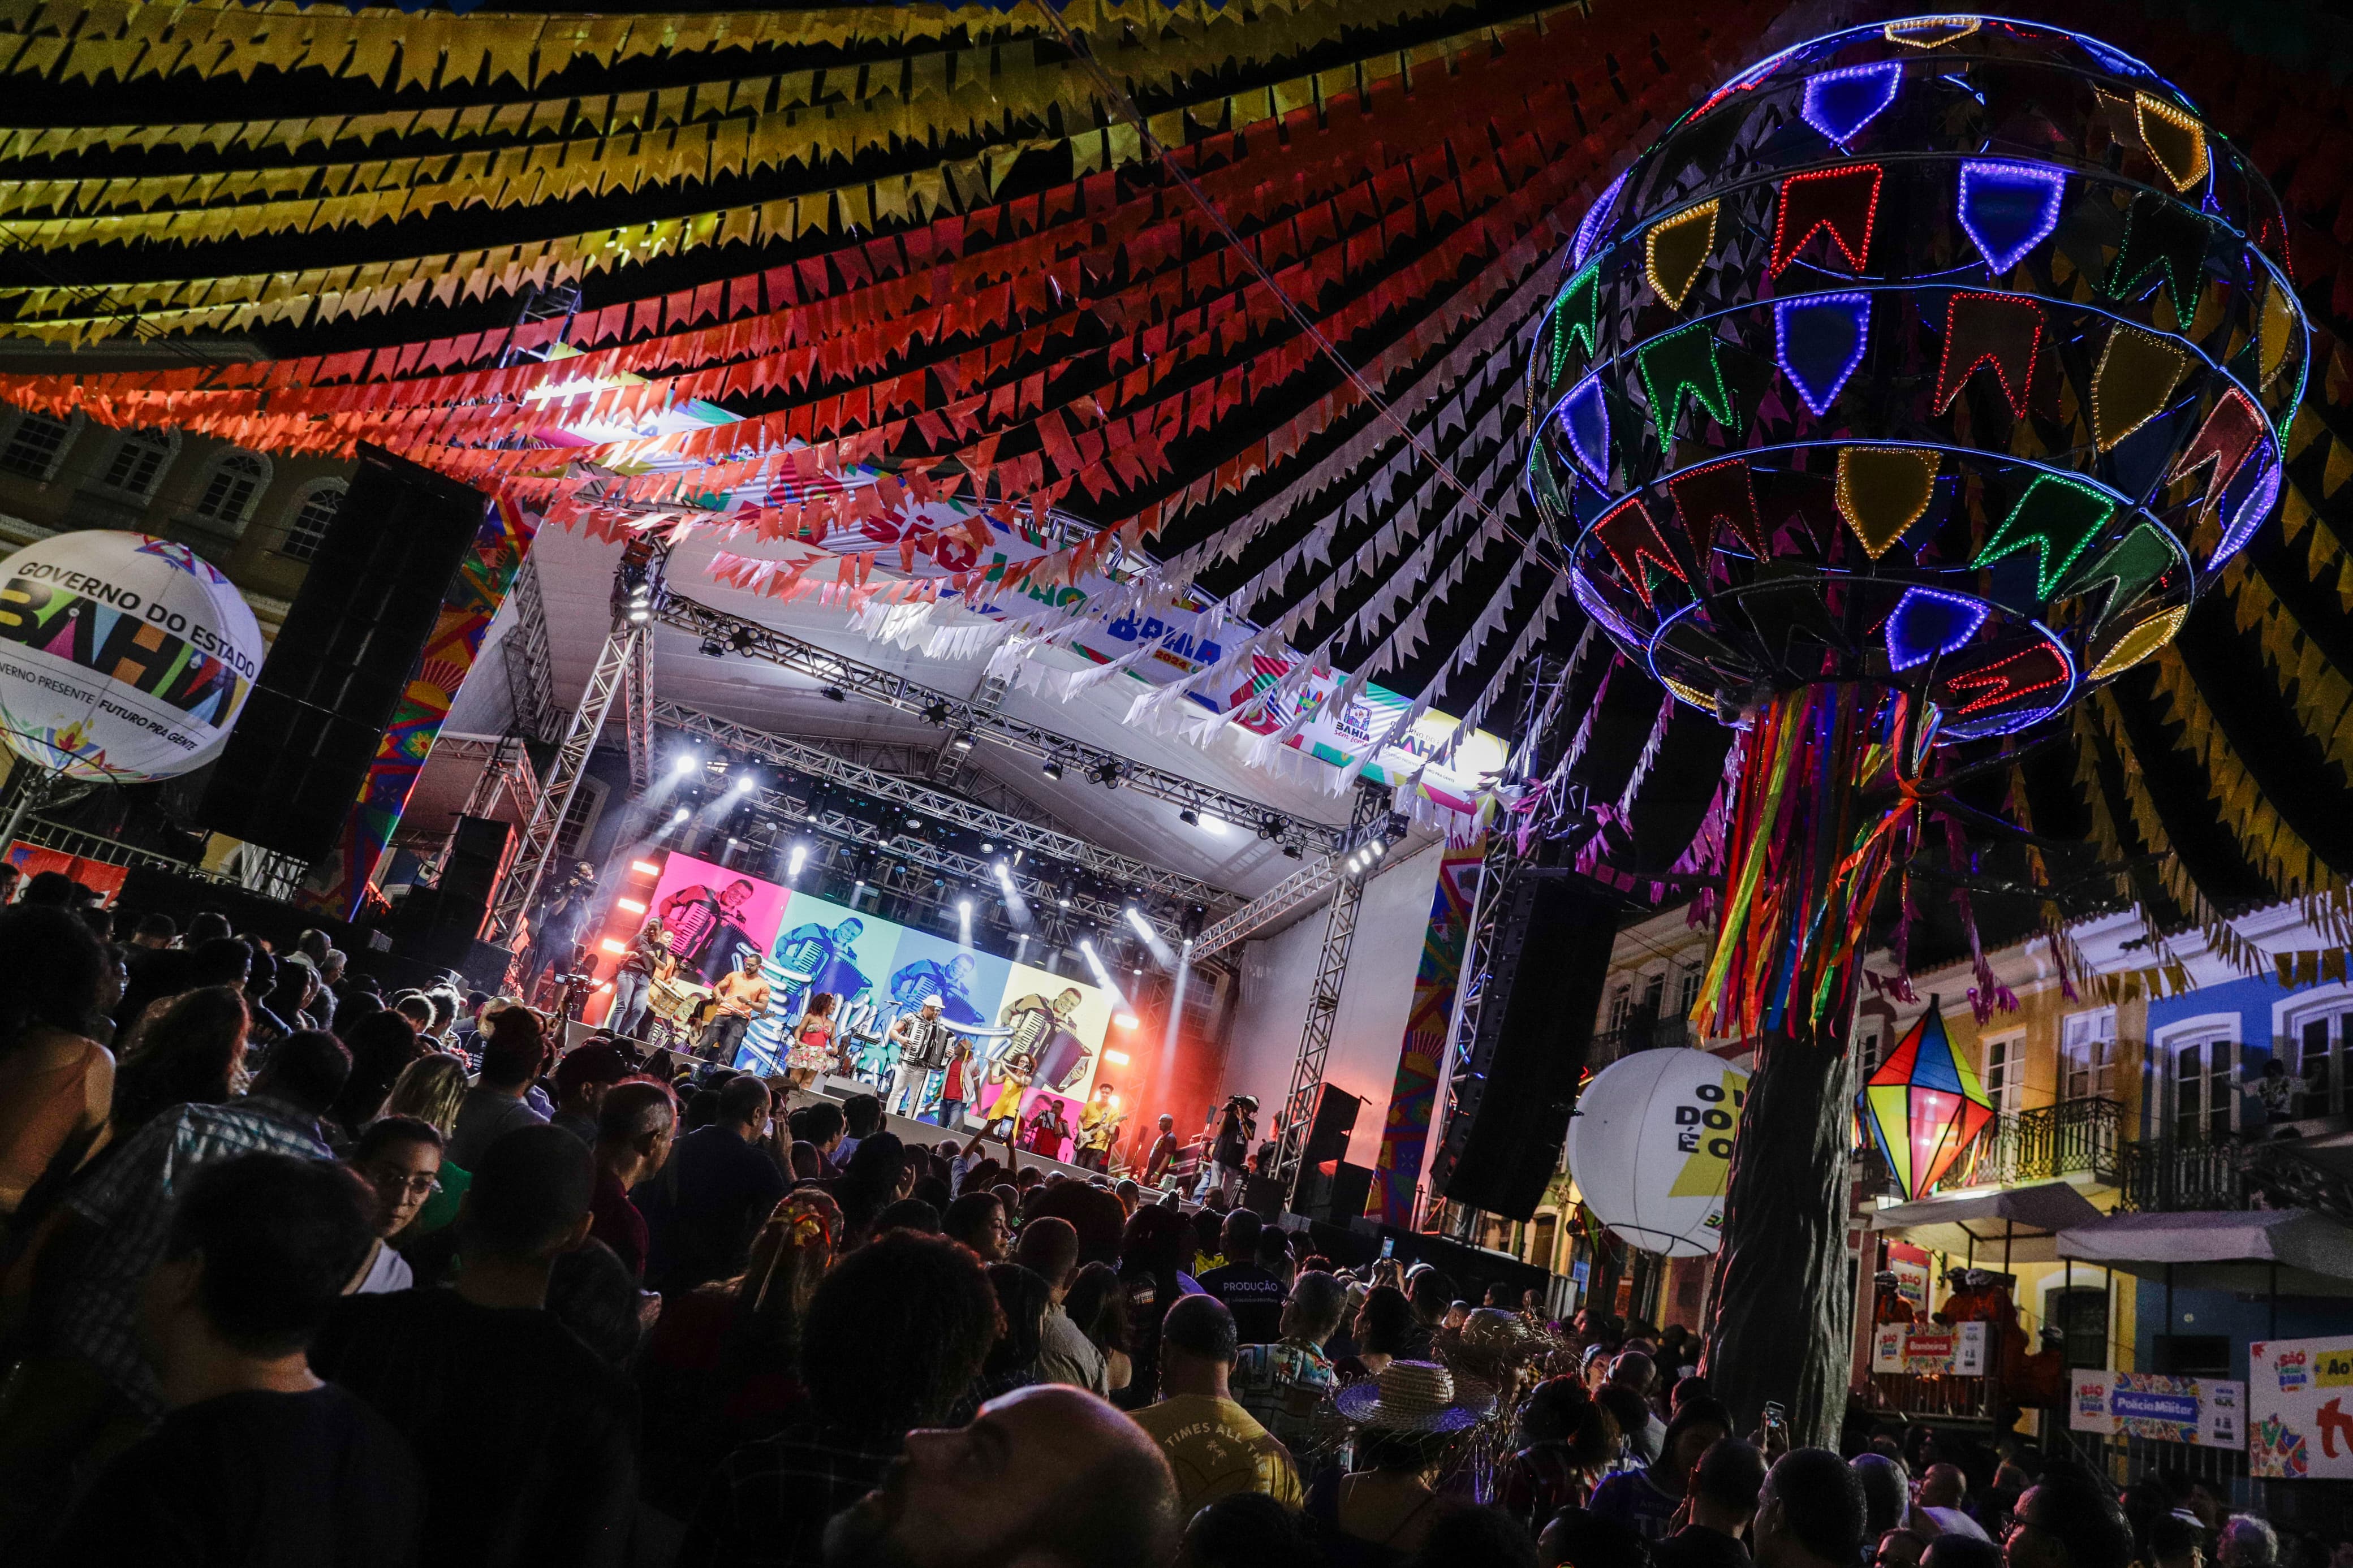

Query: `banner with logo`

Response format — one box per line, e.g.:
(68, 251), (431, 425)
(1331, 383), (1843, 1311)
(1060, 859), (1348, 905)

(2249, 1337), (2353, 1478)
(1872, 1321), (1989, 1375)
(2070, 1370), (2244, 1448)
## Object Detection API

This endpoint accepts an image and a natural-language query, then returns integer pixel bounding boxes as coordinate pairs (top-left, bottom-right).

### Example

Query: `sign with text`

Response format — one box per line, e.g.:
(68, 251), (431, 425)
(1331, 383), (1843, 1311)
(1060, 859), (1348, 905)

(2071, 1370), (2243, 1448)
(2249, 1337), (2353, 1478)
(1872, 1321), (1988, 1375)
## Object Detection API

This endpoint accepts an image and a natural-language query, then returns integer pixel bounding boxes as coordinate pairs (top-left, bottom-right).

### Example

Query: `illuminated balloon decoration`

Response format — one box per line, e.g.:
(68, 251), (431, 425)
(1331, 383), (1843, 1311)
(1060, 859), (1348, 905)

(1565, 1047), (1750, 1258)
(1856, 1003), (1995, 1201)
(0, 532), (262, 782)
(1525, 17), (2308, 1041)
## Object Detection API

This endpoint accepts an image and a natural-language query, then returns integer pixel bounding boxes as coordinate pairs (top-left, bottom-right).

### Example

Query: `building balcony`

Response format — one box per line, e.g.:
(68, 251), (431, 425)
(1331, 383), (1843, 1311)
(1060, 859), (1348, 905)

(1932, 1096), (2124, 1194)
(2118, 1134), (2353, 1224)
(1591, 1014), (1691, 1061)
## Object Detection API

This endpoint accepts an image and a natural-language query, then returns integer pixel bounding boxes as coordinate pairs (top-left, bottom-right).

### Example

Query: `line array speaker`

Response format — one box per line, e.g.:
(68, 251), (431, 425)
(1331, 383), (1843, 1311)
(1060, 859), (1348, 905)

(1429, 869), (1617, 1219)
(198, 446), (488, 862)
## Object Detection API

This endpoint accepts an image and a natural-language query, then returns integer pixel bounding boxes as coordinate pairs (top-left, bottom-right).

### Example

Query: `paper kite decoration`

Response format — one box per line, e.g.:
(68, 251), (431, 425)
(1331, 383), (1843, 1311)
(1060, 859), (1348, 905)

(1858, 1002), (1995, 1201)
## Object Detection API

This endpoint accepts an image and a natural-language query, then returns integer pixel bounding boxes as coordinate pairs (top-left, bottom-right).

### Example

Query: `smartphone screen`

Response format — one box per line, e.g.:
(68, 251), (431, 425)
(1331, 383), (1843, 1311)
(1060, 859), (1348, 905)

(1380, 1237), (1395, 1259)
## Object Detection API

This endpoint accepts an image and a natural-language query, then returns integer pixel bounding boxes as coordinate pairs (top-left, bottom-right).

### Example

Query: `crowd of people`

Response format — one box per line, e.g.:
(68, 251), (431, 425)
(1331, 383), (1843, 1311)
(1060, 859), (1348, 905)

(0, 883), (2338, 1568)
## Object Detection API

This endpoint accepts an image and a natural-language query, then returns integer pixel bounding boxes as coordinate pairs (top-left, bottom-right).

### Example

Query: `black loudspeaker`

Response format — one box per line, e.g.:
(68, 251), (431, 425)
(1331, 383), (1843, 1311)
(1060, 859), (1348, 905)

(1300, 1085), (1361, 1173)
(1242, 1174), (1287, 1219)
(412, 815), (512, 967)
(1430, 870), (1617, 1219)
(1316, 1160), (1375, 1224)
(199, 446), (487, 861)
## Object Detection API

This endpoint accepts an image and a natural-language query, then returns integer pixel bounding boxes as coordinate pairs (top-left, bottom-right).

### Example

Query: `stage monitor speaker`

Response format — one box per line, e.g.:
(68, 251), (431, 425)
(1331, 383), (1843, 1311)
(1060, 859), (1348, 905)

(199, 446), (488, 862)
(1299, 1085), (1360, 1173)
(1242, 1174), (1287, 1218)
(1431, 870), (1617, 1219)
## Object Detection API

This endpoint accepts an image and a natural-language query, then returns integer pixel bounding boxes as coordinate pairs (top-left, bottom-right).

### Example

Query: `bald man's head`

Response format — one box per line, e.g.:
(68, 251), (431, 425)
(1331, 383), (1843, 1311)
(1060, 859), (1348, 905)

(1919, 1463), (1966, 1509)
(824, 1384), (1178, 1568)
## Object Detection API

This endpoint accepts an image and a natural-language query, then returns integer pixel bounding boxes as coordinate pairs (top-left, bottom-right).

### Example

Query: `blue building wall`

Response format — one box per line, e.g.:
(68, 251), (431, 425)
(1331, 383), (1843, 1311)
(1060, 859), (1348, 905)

(2133, 1277), (2353, 1381)
(2140, 973), (2298, 1136)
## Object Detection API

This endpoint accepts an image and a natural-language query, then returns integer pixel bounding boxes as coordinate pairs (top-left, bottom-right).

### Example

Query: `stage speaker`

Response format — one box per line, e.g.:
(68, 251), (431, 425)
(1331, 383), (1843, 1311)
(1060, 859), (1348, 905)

(411, 815), (512, 968)
(1430, 870), (1617, 1219)
(1315, 1159), (1374, 1224)
(199, 446), (488, 861)
(1300, 1085), (1360, 1173)
(1242, 1174), (1286, 1218)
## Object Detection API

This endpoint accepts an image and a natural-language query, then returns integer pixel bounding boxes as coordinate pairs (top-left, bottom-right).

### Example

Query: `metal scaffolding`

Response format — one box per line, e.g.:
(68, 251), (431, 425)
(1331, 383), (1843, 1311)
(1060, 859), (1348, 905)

(499, 555), (560, 744)
(1270, 781), (1393, 1202)
(654, 591), (1344, 853)
(930, 672), (1007, 786)
(652, 701), (1234, 910)
(1190, 854), (1338, 961)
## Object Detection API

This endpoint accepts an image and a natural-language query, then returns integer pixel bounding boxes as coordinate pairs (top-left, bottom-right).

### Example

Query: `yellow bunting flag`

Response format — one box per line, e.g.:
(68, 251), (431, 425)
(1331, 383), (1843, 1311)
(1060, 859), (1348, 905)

(1835, 447), (1940, 558)
(2091, 324), (2188, 450)
(1644, 199), (1718, 311)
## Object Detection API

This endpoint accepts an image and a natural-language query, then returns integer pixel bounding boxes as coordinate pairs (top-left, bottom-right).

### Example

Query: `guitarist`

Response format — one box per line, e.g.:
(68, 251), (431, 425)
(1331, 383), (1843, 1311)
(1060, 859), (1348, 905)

(699, 948), (772, 1066)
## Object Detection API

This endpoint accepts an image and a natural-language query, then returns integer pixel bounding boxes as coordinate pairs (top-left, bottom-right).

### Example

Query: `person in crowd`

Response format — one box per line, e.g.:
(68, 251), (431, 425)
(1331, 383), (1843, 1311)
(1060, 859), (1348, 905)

(1017, 1215), (1109, 1394)
(1410, 1507), (1542, 1568)
(1752, 1450), (1868, 1568)
(1878, 1531), (1930, 1568)
(1917, 1462), (1989, 1543)
(789, 1099), (847, 1173)
(110, 982), (252, 1135)
(1114, 1200), (1199, 1409)
(1597, 1384), (1656, 1469)
(875, 1196), (941, 1234)
(45, 1028), (350, 1419)
(42, 1153), (420, 1566)
(325, 1009), (427, 1142)
(380, 1052), (472, 1236)
(1064, 1259), (1134, 1397)
(683, 1230), (999, 1567)
(834, 1129), (912, 1246)
(818, 1384), (1181, 1568)
(1608, 1351), (1668, 1459)
(1924, 1537), (2003, 1568)
(1400, 1267), (1453, 1361)
(1130, 1293), (1302, 1514)
(1231, 1268), (1347, 1462)
(546, 1238), (645, 1372)
(956, 1260), (1052, 1416)
(1197, 1206), (1288, 1346)
(345, 1115), (443, 1294)
(549, 1042), (628, 1144)
(1852, 1453), (1913, 1544)
(445, 1007), (549, 1169)
(1184, 1490), (1321, 1568)
(309, 1124), (637, 1568)
(0, 905), (114, 1220)
(836, 1091), (884, 1164)
(589, 1079), (675, 1280)
(1342, 1284), (1418, 1381)
(1314, 1359), (1492, 1561)
(1589, 1397), (1733, 1541)
(2222, 1518), (2282, 1568)
(1653, 1438), (1767, 1568)
(1496, 1376), (1616, 1531)
(2148, 1514), (2204, 1568)
(637, 1072), (789, 1293)
(943, 1187), (1012, 1262)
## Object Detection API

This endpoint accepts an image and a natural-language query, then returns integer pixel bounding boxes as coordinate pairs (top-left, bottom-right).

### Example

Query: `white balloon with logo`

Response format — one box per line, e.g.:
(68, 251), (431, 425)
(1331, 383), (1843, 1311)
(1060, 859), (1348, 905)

(1565, 1045), (1751, 1258)
(0, 531), (264, 782)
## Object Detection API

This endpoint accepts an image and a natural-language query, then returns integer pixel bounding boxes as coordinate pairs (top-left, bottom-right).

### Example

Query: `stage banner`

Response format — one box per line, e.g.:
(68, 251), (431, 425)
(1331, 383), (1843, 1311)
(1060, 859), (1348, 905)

(1369, 842), (1484, 1226)
(3, 841), (128, 904)
(1871, 1321), (1989, 1375)
(2249, 1336), (2353, 1478)
(2071, 1370), (2243, 1448)
(295, 493), (539, 920)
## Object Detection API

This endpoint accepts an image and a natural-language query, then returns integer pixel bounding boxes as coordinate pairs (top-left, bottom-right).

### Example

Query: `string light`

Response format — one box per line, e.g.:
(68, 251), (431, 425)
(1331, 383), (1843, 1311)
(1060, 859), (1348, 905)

(1644, 199), (1719, 309)
(2089, 606), (2188, 680)
(2134, 92), (2209, 193)
(1555, 375), (1611, 481)
(1591, 498), (1688, 609)
(1941, 645), (2070, 717)
(1956, 160), (2066, 276)
(1834, 446), (1941, 559)
(2088, 323), (2190, 452)
(1769, 163), (1882, 276)
(1932, 292), (2042, 416)
(1882, 15), (1981, 47)
(1884, 586), (1990, 671)
(1800, 61), (1903, 147)
(1571, 171), (1628, 267)
(2212, 456), (2282, 569)
(1974, 473), (2118, 598)
(1635, 325), (1739, 439)
(1773, 292), (1872, 416)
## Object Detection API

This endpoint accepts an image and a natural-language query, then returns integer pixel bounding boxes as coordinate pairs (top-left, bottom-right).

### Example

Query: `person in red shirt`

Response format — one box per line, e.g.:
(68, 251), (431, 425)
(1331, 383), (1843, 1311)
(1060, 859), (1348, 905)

(1873, 1271), (1918, 1326)
(938, 1037), (976, 1129)
(589, 1081), (675, 1280)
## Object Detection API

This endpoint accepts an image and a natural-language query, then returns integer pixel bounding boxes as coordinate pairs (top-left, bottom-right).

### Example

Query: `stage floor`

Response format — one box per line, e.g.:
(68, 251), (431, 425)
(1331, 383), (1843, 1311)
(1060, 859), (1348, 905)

(788, 1072), (1114, 1185)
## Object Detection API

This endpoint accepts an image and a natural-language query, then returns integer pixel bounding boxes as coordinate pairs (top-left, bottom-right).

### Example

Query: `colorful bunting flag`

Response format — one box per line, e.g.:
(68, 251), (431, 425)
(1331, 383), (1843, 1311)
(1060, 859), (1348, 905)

(1636, 325), (1739, 440)
(1835, 446), (1939, 558)
(1975, 474), (2117, 598)
(1770, 163), (1883, 276)
(1932, 292), (2042, 415)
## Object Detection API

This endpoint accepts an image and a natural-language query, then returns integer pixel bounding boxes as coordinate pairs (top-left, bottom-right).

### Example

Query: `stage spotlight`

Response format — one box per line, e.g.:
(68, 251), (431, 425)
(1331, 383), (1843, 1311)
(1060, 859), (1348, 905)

(1042, 758), (1065, 781)
(1178, 807), (1199, 828)
(630, 859), (661, 876)
(922, 700), (951, 725)
(951, 732), (974, 753)
(731, 772), (757, 794)
(822, 685), (847, 702)
(1104, 1049), (1132, 1066)
(1257, 814), (1283, 841)
(787, 843), (809, 875)
(673, 751), (698, 774)
(1088, 760), (1123, 788)
(1368, 837), (1386, 857)
(980, 840), (994, 853)
(669, 807), (689, 824)
(1115, 1012), (1139, 1029)
(906, 815), (923, 831)
(1283, 843), (1304, 859)
(729, 627), (757, 655)
(699, 636), (726, 658)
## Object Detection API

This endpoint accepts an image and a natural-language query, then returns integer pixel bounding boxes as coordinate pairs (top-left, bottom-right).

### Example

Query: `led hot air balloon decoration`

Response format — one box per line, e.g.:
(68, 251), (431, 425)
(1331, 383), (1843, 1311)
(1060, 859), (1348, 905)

(1858, 1002), (1996, 1201)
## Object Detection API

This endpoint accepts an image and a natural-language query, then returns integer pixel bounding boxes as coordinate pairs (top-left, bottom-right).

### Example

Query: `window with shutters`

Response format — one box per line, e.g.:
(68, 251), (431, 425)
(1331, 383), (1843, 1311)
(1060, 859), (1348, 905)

(280, 482), (344, 561)
(0, 411), (74, 480)
(193, 452), (269, 526)
(99, 428), (175, 497)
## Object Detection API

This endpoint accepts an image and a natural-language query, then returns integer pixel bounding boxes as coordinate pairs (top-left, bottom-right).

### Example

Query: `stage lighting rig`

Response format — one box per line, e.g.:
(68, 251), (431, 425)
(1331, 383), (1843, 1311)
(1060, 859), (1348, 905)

(729, 627), (757, 656)
(1088, 759), (1123, 788)
(699, 636), (726, 658)
(1256, 813), (1285, 841)
(921, 700), (951, 725)
(1041, 758), (1065, 781)
(822, 686), (847, 703)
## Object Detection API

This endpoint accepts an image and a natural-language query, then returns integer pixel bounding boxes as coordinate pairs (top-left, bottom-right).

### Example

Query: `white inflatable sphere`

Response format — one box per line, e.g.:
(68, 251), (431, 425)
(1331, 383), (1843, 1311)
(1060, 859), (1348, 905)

(1565, 1046), (1751, 1258)
(0, 532), (263, 782)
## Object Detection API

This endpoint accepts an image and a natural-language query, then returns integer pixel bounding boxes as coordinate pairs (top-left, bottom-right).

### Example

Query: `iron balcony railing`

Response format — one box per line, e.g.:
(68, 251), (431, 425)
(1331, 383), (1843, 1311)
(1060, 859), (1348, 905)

(1935, 1097), (2124, 1193)
(2118, 1134), (2353, 1224)
(1591, 1015), (1692, 1061)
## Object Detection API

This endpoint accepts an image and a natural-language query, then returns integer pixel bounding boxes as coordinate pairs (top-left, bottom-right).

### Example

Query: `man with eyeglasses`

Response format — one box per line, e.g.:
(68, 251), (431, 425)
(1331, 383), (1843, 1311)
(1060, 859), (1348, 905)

(346, 1116), (444, 1295)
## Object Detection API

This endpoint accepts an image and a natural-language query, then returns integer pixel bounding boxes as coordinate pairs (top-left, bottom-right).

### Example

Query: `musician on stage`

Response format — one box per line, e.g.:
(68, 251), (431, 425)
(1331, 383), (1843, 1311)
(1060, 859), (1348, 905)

(699, 948), (772, 1066)
(886, 995), (954, 1121)
(1022, 1097), (1074, 1160)
(1074, 1082), (1124, 1172)
(607, 919), (669, 1040)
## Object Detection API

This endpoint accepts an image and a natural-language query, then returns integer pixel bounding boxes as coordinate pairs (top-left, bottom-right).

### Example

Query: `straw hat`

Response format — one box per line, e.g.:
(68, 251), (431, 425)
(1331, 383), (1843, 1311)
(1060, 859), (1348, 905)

(1334, 1360), (1497, 1433)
